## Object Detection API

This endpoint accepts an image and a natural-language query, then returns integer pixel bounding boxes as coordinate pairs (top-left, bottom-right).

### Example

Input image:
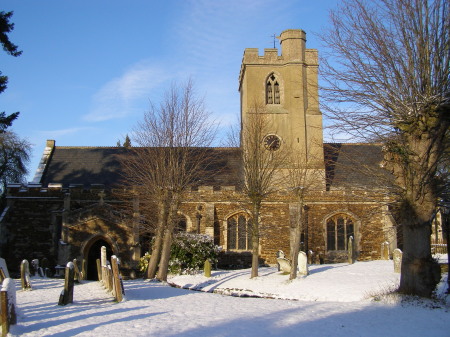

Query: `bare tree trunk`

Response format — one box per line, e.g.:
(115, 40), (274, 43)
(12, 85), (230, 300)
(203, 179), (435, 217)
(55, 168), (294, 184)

(146, 199), (168, 279)
(156, 226), (174, 282)
(289, 223), (300, 280)
(399, 198), (441, 297)
(250, 202), (261, 278)
(157, 196), (178, 281)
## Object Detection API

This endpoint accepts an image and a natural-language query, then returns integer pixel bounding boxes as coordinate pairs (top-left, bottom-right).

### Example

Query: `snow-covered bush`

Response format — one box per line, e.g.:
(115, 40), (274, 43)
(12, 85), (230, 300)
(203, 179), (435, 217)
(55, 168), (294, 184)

(169, 233), (221, 274)
(140, 233), (221, 275)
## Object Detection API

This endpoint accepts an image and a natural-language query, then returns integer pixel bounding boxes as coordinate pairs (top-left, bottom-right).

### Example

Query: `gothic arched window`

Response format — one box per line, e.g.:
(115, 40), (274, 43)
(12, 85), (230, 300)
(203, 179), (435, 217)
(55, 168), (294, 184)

(266, 74), (281, 105)
(227, 214), (252, 250)
(326, 214), (354, 251)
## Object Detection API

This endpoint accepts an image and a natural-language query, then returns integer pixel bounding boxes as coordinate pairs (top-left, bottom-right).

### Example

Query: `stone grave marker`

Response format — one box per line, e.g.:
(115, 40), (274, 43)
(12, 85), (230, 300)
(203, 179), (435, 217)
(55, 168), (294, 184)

(393, 248), (402, 273)
(20, 260), (32, 290)
(81, 259), (87, 280)
(31, 259), (39, 276)
(307, 250), (314, 264)
(297, 251), (308, 276)
(204, 260), (211, 277)
(41, 258), (51, 277)
(381, 242), (389, 260)
(276, 250), (285, 271)
(96, 258), (102, 281)
(0, 258), (10, 282)
(277, 258), (291, 273)
(58, 262), (74, 306)
(73, 259), (82, 283)
(111, 256), (123, 302)
(101, 246), (107, 286)
(348, 236), (356, 264)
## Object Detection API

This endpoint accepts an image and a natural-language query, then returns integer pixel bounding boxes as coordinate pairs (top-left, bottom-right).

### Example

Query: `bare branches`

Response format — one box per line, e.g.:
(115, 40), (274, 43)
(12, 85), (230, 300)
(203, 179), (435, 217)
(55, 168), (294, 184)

(120, 79), (217, 280)
(321, 0), (449, 297)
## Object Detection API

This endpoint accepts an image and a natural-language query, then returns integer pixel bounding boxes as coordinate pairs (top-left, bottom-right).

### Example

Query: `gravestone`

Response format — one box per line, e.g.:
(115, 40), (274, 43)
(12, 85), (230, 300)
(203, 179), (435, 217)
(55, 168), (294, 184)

(73, 259), (82, 283)
(393, 248), (402, 273)
(348, 236), (356, 264)
(276, 250), (285, 271)
(58, 262), (74, 306)
(31, 259), (39, 276)
(101, 246), (108, 286)
(20, 260), (32, 290)
(41, 258), (51, 277)
(381, 242), (389, 260)
(96, 258), (102, 281)
(297, 251), (308, 276)
(111, 256), (123, 302)
(81, 259), (86, 280)
(277, 258), (291, 273)
(0, 258), (10, 281)
(307, 250), (314, 264)
(204, 260), (211, 277)
(314, 253), (321, 265)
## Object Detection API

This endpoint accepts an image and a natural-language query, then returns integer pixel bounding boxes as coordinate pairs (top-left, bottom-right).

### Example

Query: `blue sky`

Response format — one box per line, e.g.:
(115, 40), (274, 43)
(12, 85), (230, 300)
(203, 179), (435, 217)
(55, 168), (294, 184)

(0, 0), (339, 181)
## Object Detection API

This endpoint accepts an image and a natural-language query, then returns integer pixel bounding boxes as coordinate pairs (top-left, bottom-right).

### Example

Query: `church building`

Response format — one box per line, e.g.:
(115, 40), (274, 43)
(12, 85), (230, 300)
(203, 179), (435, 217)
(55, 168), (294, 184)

(0, 29), (396, 278)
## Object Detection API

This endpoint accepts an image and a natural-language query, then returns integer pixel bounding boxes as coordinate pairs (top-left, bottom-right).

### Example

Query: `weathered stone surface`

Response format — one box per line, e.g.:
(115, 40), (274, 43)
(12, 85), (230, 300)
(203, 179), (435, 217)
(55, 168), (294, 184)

(277, 258), (291, 273)
(381, 242), (389, 260)
(393, 248), (402, 273)
(204, 260), (211, 278)
(297, 251), (308, 276)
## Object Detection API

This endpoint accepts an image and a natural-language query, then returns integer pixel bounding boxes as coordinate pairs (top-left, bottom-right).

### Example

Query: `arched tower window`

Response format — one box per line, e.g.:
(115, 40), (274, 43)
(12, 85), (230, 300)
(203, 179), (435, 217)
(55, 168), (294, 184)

(266, 74), (281, 105)
(227, 214), (252, 250)
(326, 214), (354, 251)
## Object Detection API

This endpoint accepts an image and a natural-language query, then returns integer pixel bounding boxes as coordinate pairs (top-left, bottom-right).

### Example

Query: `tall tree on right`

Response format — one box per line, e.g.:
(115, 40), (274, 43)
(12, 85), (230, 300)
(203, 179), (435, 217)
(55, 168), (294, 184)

(321, 0), (449, 297)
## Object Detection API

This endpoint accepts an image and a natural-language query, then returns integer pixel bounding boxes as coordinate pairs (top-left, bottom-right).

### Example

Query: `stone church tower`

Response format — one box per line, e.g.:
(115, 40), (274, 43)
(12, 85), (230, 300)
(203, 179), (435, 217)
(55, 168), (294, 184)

(239, 29), (325, 187)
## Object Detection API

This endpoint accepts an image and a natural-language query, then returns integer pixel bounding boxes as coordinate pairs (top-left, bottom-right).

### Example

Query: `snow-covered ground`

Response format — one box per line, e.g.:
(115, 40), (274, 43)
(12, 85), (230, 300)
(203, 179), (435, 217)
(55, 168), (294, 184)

(9, 261), (450, 337)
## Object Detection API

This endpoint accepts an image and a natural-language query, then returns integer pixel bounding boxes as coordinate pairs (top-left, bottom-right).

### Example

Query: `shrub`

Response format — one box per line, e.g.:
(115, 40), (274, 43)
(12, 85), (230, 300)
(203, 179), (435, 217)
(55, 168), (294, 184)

(169, 233), (221, 274)
(139, 233), (221, 275)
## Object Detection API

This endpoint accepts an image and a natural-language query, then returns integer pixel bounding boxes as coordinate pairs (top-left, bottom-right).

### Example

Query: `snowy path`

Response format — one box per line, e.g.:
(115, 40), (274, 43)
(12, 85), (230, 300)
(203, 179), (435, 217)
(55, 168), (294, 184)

(9, 261), (450, 336)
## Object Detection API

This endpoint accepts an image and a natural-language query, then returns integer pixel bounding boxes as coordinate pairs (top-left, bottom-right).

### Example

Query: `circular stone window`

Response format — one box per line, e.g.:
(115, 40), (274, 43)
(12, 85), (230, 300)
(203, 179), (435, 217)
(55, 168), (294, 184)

(263, 134), (281, 151)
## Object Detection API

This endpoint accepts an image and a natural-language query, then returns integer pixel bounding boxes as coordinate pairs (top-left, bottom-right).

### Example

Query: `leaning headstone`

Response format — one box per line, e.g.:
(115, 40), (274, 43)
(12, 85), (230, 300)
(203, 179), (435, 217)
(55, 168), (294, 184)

(393, 248), (402, 273)
(58, 262), (74, 306)
(20, 260), (32, 290)
(101, 246), (107, 286)
(277, 258), (291, 273)
(204, 260), (211, 278)
(111, 256), (123, 302)
(307, 250), (314, 265)
(297, 251), (308, 276)
(381, 242), (389, 260)
(0, 258), (10, 281)
(81, 259), (87, 280)
(31, 259), (39, 276)
(276, 250), (285, 271)
(348, 236), (356, 264)
(73, 259), (82, 283)
(1, 277), (17, 335)
(41, 258), (50, 277)
(96, 258), (102, 281)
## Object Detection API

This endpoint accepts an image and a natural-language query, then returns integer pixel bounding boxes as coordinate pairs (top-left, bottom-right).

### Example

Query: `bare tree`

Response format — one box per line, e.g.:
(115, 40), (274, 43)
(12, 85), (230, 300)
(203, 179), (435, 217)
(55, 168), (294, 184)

(240, 103), (288, 278)
(287, 152), (325, 280)
(320, 0), (449, 296)
(121, 79), (216, 281)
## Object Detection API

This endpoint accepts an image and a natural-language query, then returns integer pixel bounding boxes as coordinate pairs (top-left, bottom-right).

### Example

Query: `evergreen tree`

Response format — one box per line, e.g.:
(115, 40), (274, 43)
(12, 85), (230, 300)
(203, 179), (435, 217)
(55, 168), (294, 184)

(0, 11), (22, 131)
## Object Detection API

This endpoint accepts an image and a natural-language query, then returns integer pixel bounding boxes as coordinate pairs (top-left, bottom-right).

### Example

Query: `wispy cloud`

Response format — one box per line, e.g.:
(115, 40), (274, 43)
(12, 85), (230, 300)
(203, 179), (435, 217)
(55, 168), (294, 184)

(83, 61), (170, 122)
(37, 126), (97, 139)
